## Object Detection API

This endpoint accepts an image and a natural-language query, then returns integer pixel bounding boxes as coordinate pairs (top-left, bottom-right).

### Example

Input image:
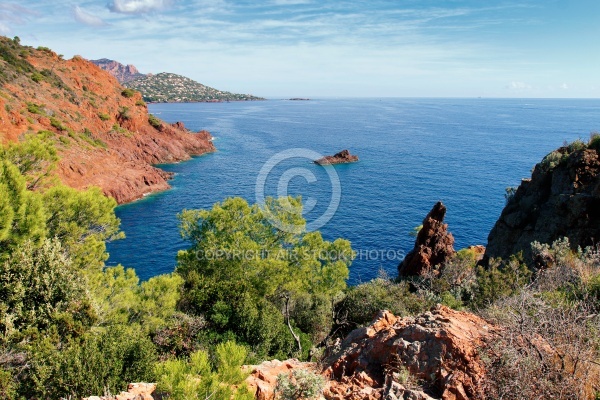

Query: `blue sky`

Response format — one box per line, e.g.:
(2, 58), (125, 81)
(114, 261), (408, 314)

(2, 1), (599, 98)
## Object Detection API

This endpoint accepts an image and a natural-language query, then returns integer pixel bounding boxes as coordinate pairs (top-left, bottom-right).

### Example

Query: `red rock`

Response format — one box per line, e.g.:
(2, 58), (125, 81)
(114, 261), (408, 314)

(315, 149), (359, 165)
(0, 39), (215, 204)
(399, 202), (456, 276)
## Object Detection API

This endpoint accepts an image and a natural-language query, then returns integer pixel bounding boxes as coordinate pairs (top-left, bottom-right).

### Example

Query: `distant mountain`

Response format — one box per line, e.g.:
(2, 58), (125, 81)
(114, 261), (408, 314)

(90, 58), (144, 83)
(124, 72), (264, 103)
(90, 58), (263, 103)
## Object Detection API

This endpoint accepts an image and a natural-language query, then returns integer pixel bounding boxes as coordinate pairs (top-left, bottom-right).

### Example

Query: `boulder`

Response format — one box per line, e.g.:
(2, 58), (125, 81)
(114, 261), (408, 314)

(399, 202), (456, 277)
(315, 150), (359, 165)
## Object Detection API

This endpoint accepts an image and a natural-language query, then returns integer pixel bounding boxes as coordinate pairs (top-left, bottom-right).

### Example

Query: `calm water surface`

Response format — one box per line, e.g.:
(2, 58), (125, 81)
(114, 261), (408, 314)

(106, 98), (600, 283)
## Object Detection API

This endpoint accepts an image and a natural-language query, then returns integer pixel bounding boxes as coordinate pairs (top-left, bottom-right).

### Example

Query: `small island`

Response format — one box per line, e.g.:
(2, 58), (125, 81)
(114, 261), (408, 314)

(288, 98), (310, 101)
(314, 149), (359, 165)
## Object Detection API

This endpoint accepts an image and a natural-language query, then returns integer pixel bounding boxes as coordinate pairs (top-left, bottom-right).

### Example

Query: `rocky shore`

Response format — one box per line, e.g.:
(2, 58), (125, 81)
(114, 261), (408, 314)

(0, 38), (215, 204)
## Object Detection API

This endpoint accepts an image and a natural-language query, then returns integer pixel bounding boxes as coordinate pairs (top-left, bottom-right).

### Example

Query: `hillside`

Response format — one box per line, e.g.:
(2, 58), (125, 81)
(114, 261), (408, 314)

(0, 36), (215, 203)
(124, 72), (264, 103)
(90, 58), (145, 83)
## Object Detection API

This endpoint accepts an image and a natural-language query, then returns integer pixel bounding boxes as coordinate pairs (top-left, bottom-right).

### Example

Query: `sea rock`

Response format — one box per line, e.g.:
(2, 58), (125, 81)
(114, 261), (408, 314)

(315, 150), (359, 165)
(485, 145), (600, 263)
(398, 202), (456, 277)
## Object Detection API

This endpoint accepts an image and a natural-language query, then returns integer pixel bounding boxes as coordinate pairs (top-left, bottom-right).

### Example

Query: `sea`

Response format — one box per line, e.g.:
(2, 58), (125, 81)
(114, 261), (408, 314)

(105, 98), (600, 284)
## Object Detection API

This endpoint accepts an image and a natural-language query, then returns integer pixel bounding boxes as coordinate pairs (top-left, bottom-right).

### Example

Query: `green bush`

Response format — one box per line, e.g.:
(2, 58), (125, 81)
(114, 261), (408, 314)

(275, 369), (325, 400)
(148, 114), (162, 129)
(98, 112), (110, 121)
(589, 132), (600, 152)
(337, 278), (425, 333)
(136, 99), (146, 107)
(26, 102), (44, 114)
(31, 71), (44, 83)
(0, 239), (95, 343)
(155, 341), (253, 400)
(49, 116), (66, 131)
(20, 326), (157, 399)
(118, 106), (131, 120)
(121, 88), (137, 98)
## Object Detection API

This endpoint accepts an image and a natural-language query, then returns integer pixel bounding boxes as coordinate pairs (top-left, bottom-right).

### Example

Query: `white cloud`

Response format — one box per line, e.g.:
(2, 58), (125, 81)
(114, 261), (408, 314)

(272, 0), (313, 5)
(73, 6), (107, 27)
(560, 83), (569, 89)
(507, 81), (532, 90)
(0, 3), (37, 33)
(108, 0), (173, 14)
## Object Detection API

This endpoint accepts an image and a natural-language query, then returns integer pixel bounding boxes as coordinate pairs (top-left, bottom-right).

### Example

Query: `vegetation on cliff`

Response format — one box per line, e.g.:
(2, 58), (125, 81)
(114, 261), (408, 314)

(0, 35), (215, 204)
(124, 72), (264, 103)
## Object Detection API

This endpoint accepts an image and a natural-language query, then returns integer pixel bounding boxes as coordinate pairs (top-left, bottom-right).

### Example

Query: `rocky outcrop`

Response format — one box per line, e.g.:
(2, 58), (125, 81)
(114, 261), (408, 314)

(485, 144), (600, 263)
(399, 202), (456, 277)
(90, 58), (146, 83)
(245, 359), (316, 400)
(324, 307), (495, 400)
(0, 37), (215, 204)
(315, 150), (359, 165)
(246, 307), (497, 400)
(84, 382), (155, 400)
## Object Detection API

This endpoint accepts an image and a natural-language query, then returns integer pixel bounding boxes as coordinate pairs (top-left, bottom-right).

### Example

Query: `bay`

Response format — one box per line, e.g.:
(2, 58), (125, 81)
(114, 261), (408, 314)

(106, 98), (600, 284)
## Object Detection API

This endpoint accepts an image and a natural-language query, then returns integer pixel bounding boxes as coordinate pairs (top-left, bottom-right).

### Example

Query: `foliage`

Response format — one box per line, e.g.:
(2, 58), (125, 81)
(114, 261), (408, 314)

(176, 196), (352, 358)
(337, 278), (425, 334)
(504, 186), (517, 204)
(19, 326), (157, 399)
(121, 88), (137, 98)
(87, 265), (183, 332)
(154, 341), (253, 400)
(148, 114), (162, 129)
(98, 112), (111, 121)
(1, 134), (58, 190)
(275, 369), (325, 400)
(118, 106), (131, 121)
(0, 160), (46, 256)
(470, 254), (531, 309)
(588, 132), (600, 152)
(49, 116), (66, 131)
(152, 313), (206, 358)
(0, 239), (95, 344)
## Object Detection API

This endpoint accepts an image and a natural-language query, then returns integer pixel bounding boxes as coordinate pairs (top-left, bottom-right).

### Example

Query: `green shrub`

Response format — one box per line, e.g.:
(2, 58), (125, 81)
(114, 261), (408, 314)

(20, 326), (157, 399)
(49, 116), (66, 131)
(98, 112), (110, 121)
(135, 99), (146, 107)
(0, 368), (16, 400)
(589, 132), (600, 152)
(121, 88), (137, 98)
(31, 71), (44, 83)
(118, 106), (131, 120)
(275, 369), (325, 400)
(26, 102), (43, 115)
(337, 278), (425, 333)
(148, 114), (162, 129)
(154, 342), (252, 400)
(59, 136), (70, 146)
(470, 255), (531, 309)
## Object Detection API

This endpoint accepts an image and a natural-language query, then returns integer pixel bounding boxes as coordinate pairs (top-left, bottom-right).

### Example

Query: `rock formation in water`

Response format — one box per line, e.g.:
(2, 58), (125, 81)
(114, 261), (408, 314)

(398, 202), (456, 277)
(485, 141), (600, 263)
(315, 149), (359, 165)
(0, 36), (215, 204)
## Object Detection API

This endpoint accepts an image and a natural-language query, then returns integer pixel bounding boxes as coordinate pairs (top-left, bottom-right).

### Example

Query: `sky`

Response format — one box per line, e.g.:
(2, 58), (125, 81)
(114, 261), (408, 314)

(1, 0), (599, 98)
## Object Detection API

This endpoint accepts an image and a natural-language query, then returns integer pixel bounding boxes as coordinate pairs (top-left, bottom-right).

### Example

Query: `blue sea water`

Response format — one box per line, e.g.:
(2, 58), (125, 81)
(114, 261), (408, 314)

(106, 98), (600, 284)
